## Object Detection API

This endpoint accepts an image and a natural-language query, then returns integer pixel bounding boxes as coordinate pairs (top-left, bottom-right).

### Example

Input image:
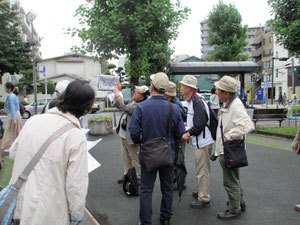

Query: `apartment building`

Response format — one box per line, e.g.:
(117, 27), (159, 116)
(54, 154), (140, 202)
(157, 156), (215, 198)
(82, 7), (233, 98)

(200, 19), (263, 61)
(251, 26), (292, 100)
(9, 0), (41, 58)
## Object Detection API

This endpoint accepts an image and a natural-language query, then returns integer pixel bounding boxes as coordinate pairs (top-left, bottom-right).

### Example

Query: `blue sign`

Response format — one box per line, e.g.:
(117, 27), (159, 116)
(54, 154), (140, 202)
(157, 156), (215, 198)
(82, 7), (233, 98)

(43, 66), (46, 73)
(256, 88), (264, 100)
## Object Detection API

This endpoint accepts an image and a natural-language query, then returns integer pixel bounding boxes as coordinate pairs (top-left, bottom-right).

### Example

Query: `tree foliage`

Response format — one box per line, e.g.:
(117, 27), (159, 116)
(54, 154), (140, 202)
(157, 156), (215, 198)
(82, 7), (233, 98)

(206, 1), (248, 61)
(268, 0), (300, 57)
(69, 0), (189, 86)
(0, 1), (33, 76)
(39, 80), (55, 95)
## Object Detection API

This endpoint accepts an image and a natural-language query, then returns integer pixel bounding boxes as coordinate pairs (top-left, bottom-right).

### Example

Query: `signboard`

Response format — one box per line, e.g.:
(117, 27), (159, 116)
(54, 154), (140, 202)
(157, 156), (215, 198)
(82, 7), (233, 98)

(98, 75), (119, 91)
(256, 88), (264, 100)
(261, 82), (272, 88)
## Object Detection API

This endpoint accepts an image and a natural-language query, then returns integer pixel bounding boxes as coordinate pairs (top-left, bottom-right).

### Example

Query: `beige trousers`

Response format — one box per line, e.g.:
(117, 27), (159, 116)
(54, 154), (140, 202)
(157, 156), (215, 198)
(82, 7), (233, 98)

(120, 137), (141, 179)
(194, 143), (213, 202)
(0, 114), (22, 150)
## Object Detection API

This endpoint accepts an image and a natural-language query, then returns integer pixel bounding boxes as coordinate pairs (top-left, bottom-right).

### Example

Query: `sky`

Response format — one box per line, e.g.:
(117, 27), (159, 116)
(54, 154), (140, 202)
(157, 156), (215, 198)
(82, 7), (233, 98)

(19, 0), (272, 60)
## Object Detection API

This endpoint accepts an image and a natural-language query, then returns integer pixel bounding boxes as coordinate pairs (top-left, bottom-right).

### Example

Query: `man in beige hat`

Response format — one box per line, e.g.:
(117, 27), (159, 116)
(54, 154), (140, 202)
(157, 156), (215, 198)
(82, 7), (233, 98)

(129, 72), (185, 225)
(180, 75), (214, 208)
(113, 83), (150, 184)
(165, 81), (187, 122)
(214, 76), (254, 220)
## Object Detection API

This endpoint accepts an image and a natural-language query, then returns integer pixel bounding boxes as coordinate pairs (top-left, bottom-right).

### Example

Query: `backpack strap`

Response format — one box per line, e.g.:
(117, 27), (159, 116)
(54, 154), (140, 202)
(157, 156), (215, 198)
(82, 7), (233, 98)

(13, 123), (77, 190)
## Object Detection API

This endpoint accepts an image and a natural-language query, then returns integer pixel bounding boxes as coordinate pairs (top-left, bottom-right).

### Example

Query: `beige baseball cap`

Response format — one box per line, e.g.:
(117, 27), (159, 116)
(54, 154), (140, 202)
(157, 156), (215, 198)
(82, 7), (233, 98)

(150, 72), (169, 92)
(165, 81), (176, 97)
(214, 76), (237, 93)
(179, 75), (197, 90)
(135, 85), (149, 94)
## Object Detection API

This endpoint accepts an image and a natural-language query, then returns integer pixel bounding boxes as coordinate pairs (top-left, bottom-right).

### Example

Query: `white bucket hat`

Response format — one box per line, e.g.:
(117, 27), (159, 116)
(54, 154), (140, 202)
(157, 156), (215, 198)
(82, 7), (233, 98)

(179, 75), (197, 90)
(214, 76), (237, 93)
(150, 72), (169, 92)
(165, 81), (176, 97)
(55, 80), (70, 95)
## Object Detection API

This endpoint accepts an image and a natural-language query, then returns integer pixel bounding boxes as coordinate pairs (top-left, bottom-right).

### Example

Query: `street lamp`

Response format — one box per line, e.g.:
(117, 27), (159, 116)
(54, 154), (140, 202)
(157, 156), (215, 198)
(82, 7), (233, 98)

(26, 10), (38, 114)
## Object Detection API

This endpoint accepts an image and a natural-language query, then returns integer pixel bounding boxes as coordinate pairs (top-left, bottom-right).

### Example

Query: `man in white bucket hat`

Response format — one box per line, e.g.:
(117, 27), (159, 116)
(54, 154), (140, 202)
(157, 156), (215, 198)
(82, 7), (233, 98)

(214, 76), (254, 220)
(180, 75), (214, 209)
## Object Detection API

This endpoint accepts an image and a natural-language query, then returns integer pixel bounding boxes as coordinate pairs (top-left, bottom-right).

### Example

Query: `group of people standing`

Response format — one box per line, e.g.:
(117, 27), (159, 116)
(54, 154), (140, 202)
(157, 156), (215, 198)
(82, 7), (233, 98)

(113, 73), (254, 225)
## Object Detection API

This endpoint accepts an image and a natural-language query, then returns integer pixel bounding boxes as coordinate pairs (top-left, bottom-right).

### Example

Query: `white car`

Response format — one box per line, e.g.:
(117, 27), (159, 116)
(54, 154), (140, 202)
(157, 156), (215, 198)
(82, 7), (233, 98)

(23, 98), (52, 119)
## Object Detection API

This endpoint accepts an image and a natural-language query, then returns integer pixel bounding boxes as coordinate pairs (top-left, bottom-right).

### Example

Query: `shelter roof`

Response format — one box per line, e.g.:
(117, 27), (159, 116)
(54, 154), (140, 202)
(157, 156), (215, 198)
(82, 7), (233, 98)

(166, 61), (261, 75)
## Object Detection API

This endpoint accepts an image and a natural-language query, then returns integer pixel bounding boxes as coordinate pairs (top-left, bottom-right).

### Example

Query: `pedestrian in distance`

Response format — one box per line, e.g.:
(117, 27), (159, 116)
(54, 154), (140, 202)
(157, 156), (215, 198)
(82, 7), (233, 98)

(278, 92), (283, 105)
(210, 87), (220, 116)
(0, 82), (22, 168)
(114, 83), (150, 183)
(292, 93), (297, 105)
(214, 76), (254, 220)
(291, 126), (300, 212)
(180, 75), (214, 209)
(8, 80), (95, 225)
(129, 72), (185, 225)
(283, 93), (287, 107)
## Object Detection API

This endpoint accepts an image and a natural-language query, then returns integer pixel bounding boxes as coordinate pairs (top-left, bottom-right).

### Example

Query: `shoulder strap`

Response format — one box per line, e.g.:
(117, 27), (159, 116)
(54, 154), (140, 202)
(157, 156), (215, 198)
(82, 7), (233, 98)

(13, 123), (77, 189)
(168, 102), (173, 138)
(220, 119), (244, 145)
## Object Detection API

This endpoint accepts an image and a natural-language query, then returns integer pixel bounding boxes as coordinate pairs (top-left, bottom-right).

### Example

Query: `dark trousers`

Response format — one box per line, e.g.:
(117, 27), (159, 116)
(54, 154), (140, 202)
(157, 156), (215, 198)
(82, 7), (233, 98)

(139, 163), (174, 225)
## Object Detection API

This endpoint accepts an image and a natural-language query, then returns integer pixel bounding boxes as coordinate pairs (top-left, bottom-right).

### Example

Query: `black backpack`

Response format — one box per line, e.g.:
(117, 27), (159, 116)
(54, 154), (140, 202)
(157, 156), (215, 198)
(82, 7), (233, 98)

(200, 98), (218, 140)
(123, 167), (139, 196)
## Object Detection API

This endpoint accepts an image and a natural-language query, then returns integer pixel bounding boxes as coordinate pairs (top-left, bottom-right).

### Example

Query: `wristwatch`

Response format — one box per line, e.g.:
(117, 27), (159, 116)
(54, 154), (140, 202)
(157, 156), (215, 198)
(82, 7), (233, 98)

(186, 132), (190, 137)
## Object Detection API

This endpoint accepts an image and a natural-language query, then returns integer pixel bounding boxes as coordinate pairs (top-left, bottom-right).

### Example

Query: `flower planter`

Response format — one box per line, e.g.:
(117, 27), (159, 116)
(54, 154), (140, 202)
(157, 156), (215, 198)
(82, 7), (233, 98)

(88, 119), (113, 136)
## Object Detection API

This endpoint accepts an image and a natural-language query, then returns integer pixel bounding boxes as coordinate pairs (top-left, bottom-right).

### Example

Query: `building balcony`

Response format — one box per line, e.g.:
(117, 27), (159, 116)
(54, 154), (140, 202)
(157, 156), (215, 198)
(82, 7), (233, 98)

(201, 47), (214, 53)
(252, 47), (262, 57)
(250, 35), (262, 46)
(201, 40), (208, 45)
(201, 33), (208, 38)
(200, 26), (209, 31)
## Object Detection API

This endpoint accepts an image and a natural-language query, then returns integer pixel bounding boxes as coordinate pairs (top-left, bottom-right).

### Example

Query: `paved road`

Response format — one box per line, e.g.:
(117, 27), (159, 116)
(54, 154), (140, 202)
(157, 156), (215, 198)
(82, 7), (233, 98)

(2, 113), (299, 224)
(86, 133), (300, 225)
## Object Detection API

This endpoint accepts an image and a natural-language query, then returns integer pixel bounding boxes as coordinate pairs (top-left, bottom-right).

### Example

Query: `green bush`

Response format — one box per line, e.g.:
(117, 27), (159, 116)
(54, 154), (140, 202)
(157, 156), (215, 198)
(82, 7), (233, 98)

(88, 116), (112, 122)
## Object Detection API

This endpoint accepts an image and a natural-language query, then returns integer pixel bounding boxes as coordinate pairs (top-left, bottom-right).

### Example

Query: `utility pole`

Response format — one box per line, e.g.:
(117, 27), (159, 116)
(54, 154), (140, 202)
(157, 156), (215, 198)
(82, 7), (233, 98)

(292, 58), (295, 94)
(271, 57), (275, 104)
(26, 10), (37, 114)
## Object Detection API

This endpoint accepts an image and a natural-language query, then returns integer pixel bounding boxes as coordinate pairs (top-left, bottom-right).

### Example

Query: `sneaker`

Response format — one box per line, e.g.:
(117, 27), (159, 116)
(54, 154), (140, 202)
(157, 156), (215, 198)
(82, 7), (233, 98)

(192, 191), (198, 198)
(190, 199), (210, 208)
(226, 201), (246, 212)
(295, 204), (300, 212)
(217, 209), (241, 220)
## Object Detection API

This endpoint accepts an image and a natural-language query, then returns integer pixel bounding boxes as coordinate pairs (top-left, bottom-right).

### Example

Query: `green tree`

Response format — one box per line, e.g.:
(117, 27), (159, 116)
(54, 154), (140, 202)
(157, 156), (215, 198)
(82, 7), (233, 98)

(39, 80), (55, 95)
(206, 1), (248, 62)
(0, 1), (33, 77)
(268, 0), (300, 57)
(69, 0), (189, 86)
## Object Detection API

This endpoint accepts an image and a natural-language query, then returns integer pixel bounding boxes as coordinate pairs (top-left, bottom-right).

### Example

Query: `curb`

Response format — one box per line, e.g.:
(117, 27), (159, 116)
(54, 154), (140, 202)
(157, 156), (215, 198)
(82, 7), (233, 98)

(251, 130), (294, 140)
(85, 208), (101, 225)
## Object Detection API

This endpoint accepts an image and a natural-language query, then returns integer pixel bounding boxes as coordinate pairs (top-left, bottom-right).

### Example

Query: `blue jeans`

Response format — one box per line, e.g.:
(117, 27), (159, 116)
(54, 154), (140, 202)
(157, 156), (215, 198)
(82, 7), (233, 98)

(139, 163), (174, 225)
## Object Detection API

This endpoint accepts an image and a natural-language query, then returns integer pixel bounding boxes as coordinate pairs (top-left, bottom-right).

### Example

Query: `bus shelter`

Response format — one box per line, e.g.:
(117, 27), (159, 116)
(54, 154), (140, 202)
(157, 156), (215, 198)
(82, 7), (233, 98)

(166, 61), (261, 101)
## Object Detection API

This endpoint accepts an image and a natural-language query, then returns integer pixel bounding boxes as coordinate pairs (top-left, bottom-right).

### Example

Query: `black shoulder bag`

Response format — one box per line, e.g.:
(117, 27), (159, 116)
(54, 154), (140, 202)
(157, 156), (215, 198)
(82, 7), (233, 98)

(141, 102), (173, 172)
(220, 120), (248, 168)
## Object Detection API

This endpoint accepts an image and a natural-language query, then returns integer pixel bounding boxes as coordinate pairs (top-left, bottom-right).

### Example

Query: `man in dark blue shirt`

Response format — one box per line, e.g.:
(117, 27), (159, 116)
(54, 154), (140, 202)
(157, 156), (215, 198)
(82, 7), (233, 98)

(129, 72), (185, 225)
